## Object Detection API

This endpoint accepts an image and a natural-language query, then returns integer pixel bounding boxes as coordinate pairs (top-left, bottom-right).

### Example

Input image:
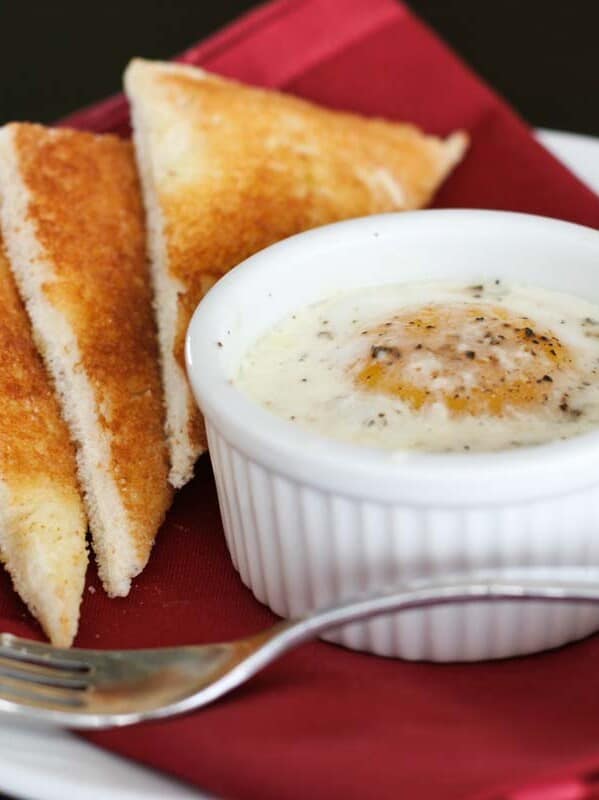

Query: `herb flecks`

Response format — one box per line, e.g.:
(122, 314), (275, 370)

(371, 345), (401, 362)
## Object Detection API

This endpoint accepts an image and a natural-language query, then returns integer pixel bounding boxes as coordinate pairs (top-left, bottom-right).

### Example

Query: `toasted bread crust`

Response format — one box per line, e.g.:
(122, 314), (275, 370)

(125, 59), (468, 485)
(0, 243), (79, 488)
(1, 124), (172, 593)
(0, 241), (87, 645)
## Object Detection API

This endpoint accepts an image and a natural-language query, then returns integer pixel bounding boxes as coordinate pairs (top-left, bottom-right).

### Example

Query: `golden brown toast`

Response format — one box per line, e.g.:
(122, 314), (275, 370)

(124, 58), (468, 487)
(0, 238), (87, 645)
(0, 124), (172, 597)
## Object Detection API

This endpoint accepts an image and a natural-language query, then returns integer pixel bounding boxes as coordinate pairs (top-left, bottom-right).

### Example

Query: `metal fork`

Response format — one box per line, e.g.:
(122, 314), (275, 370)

(2, 568), (599, 729)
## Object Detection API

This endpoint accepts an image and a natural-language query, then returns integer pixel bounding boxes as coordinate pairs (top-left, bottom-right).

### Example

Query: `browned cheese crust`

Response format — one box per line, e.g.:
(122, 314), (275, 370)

(132, 65), (467, 454)
(13, 125), (172, 558)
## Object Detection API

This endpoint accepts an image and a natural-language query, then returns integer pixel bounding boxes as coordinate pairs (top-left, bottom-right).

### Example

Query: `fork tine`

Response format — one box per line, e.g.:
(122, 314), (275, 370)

(0, 657), (89, 689)
(0, 674), (87, 709)
(0, 634), (91, 671)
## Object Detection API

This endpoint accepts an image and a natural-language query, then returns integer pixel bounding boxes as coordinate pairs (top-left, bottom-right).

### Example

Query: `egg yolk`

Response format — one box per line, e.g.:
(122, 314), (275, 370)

(353, 303), (573, 416)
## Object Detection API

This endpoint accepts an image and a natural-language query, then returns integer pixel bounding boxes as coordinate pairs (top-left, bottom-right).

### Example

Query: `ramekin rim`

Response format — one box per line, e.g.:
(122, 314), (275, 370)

(186, 209), (599, 504)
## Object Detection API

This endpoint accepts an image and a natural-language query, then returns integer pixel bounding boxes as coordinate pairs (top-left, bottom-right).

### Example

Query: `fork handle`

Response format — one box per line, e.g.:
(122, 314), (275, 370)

(205, 566), (599, 715)
(262, 567), (599, 657)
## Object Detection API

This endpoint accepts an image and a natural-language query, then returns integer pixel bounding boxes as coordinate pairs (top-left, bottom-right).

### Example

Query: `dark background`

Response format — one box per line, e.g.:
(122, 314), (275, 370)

(0, 0), (597, 135)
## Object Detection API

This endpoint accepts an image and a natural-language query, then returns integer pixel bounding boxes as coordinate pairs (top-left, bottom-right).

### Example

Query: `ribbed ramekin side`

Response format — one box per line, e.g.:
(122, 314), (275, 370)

(207, 425), (599, 661)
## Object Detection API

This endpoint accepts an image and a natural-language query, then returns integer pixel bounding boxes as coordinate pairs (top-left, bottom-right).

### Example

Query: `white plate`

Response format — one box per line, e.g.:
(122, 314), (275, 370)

(0, 128), (597, 800)
(537, 129), (599, 194)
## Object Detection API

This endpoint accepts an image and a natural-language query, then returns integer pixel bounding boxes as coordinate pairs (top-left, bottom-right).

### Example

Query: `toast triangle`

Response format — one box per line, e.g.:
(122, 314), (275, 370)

(0, 124), (172, 598)
(124, 58), (468, 486)
(0, 239), (87, 645)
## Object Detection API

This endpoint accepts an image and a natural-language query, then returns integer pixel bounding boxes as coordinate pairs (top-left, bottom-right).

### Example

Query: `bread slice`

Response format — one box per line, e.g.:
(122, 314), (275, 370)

(0, 238), (87, 645)
(0, 124), (172, 598)
(124, 58), (469, 487)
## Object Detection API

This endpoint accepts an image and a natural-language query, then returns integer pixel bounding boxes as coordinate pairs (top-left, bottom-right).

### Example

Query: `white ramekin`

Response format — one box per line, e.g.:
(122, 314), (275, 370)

(186, 210), (599, 662)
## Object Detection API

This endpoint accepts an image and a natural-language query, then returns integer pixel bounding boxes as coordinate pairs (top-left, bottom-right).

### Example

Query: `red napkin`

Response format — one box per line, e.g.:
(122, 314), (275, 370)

(3, 1), (599, 798)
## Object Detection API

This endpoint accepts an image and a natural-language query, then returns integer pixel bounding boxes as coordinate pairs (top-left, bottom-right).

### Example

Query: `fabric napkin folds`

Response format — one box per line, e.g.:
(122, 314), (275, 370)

(2, 0), (599, 798)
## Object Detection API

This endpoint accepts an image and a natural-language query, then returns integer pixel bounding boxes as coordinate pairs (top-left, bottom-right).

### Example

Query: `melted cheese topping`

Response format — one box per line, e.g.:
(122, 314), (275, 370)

(236, 281), (599, 452)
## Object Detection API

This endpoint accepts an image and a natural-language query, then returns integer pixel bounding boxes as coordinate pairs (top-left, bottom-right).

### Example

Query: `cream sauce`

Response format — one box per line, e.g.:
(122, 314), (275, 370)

(236, 281), (599, 452)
